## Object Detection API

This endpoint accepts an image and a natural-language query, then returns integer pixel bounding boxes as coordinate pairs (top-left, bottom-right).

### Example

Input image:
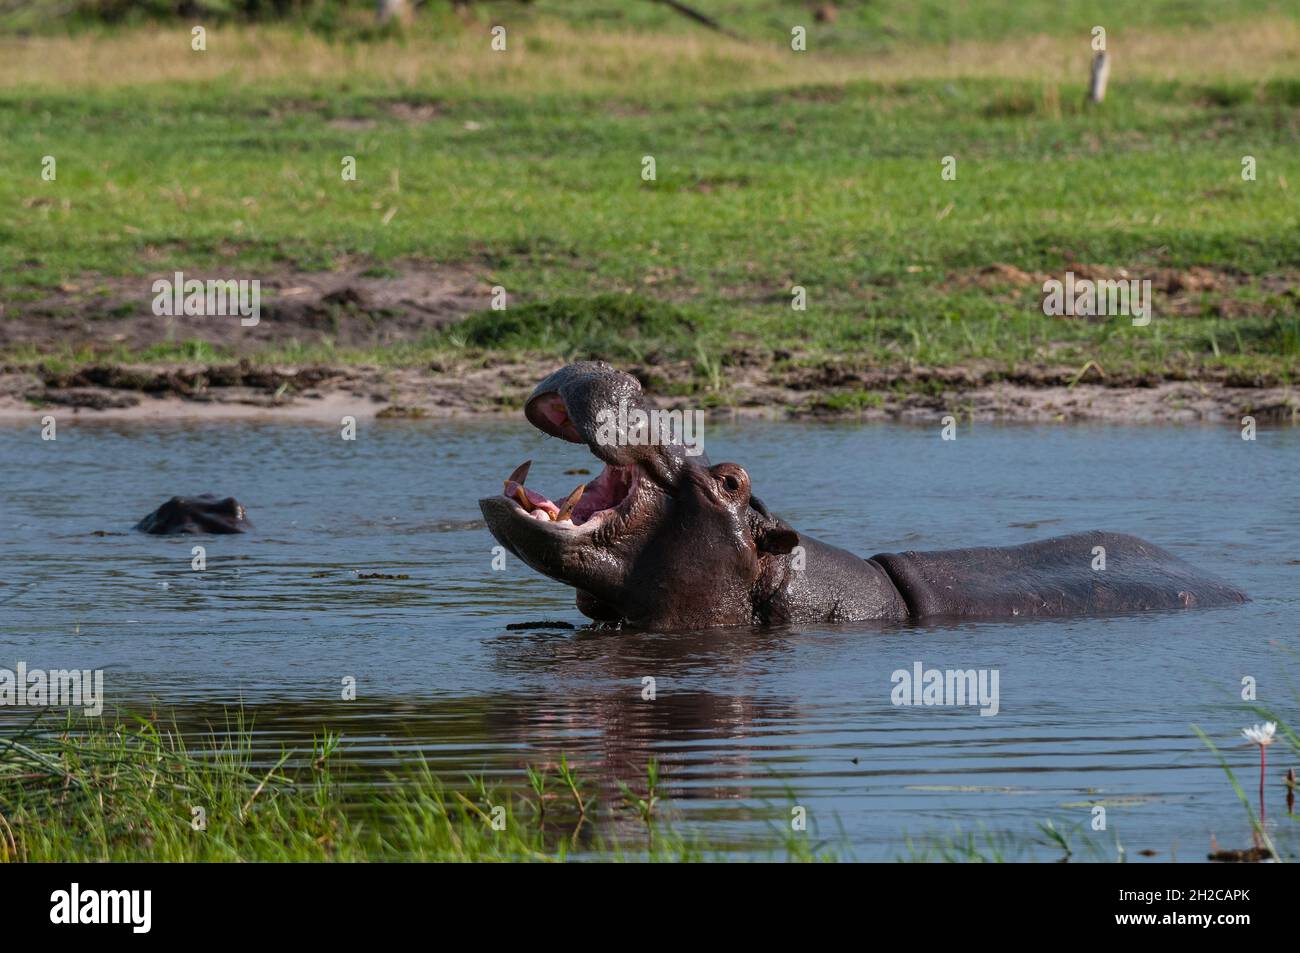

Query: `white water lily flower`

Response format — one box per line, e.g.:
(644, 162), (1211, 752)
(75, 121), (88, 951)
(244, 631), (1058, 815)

(1241, 722), (1277, 746)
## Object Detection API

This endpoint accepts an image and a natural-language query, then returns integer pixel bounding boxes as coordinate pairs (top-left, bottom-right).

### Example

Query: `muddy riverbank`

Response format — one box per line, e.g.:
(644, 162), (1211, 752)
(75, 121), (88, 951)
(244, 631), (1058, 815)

(1, 355), (1295, 424)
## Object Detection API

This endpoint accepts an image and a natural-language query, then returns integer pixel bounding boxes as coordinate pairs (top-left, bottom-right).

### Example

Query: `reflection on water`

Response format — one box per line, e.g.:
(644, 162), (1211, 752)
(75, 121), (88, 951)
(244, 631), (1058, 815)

(1, 418), (1297, 860)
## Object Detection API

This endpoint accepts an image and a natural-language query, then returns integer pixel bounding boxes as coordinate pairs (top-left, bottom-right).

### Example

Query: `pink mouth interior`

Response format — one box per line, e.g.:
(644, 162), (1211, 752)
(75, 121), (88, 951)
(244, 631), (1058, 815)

(527, 393), (585, 443)
(571, 466), (634, 523)
(507, 484), (560, 519)
(503, 464), (635, 525)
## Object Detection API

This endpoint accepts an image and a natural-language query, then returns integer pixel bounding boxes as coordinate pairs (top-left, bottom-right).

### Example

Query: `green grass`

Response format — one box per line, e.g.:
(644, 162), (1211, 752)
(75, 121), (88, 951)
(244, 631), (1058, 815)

(4, 707), (1291, 862)
(1, 5), (1298, 391)
(0, 711), (836, 862)
(900, 818), (1127, 863)
(1192, 672), (1300, 863)
(530, 0), (1297, 50)
(451, 293), (699, 358)
(8, 0), (1294, 50)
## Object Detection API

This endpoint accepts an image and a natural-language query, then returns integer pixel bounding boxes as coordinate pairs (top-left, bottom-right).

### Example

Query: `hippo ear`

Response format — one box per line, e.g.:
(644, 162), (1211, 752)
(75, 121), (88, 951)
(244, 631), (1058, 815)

(758, 525), (799, 556)
(751, 498), (798, 555)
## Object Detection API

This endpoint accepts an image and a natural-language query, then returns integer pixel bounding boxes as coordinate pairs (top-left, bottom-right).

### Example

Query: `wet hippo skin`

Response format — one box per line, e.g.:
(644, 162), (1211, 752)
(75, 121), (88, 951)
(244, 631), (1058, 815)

(871, 532), (1244, 619)
(136, 495), (251, 535)
(479, 362), (1248, 629)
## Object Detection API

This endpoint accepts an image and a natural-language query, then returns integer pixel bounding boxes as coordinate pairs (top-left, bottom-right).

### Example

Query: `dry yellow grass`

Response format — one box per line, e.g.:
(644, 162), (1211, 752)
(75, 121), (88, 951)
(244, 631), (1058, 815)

(1, 18), (1296, 96)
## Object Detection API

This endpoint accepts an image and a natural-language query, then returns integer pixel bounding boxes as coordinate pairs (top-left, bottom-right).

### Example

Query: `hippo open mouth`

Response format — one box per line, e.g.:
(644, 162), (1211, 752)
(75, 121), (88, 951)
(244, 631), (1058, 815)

(498, 457), (640, 530)
(480, 361), (808, 627)
(478, 361), (708, 621)
(489, 380), (653, 537)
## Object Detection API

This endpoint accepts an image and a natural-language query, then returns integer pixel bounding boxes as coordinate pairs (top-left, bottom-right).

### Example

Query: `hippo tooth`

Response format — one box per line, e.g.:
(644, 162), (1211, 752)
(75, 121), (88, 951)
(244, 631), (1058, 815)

(555, 484), (585, 522)
(512, 485), (533, 511)
(507, 460), (532, 487)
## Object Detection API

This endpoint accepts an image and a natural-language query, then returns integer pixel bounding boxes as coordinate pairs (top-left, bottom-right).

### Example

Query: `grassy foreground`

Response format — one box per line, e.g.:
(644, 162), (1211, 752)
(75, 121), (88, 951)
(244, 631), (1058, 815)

(1, 2), (1298, 409)
(2, 708), (1291, 863)
(0, 713), (832, 862)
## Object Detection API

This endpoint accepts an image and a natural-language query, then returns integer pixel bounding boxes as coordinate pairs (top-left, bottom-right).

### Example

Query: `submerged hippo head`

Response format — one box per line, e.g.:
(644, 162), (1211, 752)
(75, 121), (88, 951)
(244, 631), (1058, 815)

(479, 362), (798, 628)
(136, 495), (251, 535)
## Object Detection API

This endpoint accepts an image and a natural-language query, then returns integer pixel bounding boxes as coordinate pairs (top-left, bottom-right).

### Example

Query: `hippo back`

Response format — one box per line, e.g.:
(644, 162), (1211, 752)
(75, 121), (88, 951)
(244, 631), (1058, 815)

(871, 531), (1247, 620)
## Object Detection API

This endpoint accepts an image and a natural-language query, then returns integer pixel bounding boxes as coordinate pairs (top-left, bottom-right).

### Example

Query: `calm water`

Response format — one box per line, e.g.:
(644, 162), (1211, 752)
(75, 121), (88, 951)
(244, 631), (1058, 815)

(1, 418), (1296, 861)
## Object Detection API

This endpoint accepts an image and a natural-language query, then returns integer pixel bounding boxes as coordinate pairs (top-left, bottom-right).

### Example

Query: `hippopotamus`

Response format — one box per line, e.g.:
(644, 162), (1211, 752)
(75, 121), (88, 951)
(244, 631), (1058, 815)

(136, 495), (250, 534)
(479, 362), (1248, 629)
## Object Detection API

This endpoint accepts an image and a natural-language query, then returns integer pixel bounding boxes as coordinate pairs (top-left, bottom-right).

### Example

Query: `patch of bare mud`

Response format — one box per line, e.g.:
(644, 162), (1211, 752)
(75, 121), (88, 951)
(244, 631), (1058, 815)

(948, 263), (1300, 319)
(0, 261), (489, 354)
(912, 380), (1299, 424)
(324, 103), (445, 129)
(0, 358), (552, 422)
(744, 358), (1298, 423)
(263, 99), (444, 126)
(386, 101), (443, 122)
(2, 354), (1293, 426)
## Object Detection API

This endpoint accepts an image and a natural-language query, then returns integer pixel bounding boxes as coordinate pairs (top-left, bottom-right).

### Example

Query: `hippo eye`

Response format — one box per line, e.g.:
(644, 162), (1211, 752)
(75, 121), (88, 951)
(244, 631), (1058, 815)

(711, 464), (748, 498)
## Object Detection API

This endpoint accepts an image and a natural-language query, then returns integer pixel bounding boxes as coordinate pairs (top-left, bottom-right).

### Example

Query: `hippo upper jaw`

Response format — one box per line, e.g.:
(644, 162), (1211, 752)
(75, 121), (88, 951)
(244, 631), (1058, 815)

(522, 361), (693, 487)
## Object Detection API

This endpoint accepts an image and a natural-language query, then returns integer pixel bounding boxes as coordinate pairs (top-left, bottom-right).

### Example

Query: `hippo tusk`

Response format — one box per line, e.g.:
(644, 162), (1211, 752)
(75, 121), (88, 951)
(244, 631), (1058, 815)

(555, 484), (586, 522)
(507, 460), (532, 487)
